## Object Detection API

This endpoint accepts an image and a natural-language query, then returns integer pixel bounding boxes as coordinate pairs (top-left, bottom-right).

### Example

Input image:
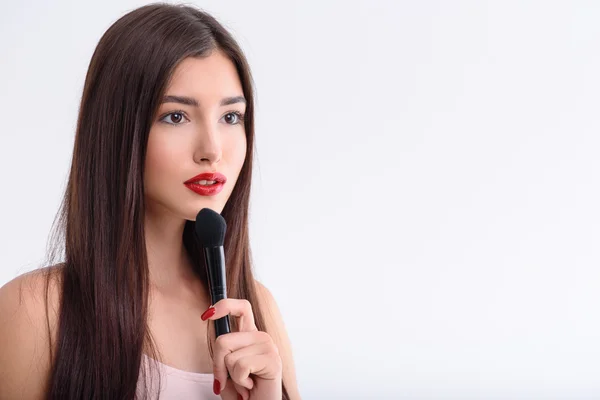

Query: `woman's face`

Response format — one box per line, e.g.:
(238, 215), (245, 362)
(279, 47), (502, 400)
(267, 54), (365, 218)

(144, 51), (247, 220)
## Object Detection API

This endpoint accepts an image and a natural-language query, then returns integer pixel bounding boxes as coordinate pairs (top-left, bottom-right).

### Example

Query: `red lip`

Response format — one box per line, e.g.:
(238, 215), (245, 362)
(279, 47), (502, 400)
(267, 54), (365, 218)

(184, 172), (227, 196)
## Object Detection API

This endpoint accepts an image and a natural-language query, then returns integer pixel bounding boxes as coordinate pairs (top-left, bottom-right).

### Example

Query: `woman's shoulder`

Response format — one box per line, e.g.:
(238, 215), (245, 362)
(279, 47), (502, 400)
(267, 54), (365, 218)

(253, 280), (291, 338)
(0, 264), (63, 399)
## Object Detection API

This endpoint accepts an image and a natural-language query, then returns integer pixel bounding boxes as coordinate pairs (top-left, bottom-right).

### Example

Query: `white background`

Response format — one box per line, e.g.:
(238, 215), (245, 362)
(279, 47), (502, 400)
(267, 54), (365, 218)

(1, 1), (599, 398)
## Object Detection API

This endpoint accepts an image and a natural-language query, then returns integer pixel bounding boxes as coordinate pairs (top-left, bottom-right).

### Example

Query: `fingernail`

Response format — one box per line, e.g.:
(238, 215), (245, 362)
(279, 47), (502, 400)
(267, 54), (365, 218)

(201, 307), (216, 321)
(238, 394), (243, 400)
(213, 379), (221, 395)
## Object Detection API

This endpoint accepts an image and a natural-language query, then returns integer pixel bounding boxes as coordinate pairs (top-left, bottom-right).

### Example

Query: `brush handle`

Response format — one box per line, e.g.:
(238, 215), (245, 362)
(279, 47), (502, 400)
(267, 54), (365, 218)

(211, 294), (231, 337)
(203, 246), (231, 337)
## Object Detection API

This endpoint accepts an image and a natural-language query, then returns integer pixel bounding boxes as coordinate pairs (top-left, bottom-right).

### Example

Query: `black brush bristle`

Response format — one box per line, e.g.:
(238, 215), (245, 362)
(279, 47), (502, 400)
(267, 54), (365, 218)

(194, 208), (227, 247)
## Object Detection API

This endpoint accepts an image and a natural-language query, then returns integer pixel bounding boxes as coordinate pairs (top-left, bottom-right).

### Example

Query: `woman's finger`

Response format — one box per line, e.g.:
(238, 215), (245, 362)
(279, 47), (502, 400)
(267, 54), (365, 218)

(202, 298), (257, 332)
(212, 331), (272, 392)
(232, 381), (250, 400)
(219, 380), (249, 400)
(224, 342), (275, 376)
(230, 353), (282, 387)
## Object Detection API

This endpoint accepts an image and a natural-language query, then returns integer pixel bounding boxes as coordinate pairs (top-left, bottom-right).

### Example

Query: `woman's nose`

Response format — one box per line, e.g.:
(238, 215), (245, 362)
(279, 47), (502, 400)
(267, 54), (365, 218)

(193, 124), (222, 165)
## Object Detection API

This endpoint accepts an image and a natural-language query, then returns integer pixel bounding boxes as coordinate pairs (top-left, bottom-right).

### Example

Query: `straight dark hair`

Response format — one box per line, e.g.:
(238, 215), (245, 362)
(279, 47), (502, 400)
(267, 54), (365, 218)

(40, 3), (290, 399)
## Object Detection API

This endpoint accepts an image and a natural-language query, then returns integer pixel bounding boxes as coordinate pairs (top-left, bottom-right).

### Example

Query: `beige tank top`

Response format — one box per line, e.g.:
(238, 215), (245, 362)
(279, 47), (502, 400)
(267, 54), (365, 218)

(136, 353), (221, 399)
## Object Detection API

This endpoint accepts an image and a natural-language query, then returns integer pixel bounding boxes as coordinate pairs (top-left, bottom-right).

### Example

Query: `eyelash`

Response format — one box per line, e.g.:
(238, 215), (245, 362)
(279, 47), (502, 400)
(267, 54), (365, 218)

(159, 110), (245, 126)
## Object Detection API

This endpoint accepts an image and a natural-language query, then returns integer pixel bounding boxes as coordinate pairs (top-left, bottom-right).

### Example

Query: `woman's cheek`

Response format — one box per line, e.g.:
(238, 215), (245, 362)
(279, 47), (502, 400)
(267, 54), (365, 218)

(145, 134), (187, 196)
(229, 135), (247, 172)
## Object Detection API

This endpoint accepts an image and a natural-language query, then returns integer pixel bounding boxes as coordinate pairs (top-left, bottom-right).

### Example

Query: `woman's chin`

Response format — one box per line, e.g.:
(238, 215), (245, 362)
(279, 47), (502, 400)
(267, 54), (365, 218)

(186, 204), (224, 220)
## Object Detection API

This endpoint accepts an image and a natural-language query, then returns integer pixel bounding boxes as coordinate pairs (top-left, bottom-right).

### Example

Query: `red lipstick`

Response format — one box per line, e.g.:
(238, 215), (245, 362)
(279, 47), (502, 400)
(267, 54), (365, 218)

(184, 172), (227, 196)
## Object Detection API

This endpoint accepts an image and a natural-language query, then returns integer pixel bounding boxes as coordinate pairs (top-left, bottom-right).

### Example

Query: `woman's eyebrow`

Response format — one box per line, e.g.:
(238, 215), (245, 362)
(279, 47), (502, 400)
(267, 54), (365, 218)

(161, 95), (246, 107)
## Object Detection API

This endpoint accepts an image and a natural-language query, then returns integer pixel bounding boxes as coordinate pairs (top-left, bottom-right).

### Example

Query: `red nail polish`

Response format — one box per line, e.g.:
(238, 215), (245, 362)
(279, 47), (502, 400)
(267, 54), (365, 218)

(213, 379), (221, 395)
(201, 307), (216, 321)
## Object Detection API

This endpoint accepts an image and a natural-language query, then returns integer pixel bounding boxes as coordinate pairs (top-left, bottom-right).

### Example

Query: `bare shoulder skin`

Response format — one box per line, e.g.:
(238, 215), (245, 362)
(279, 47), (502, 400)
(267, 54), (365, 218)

(0, 267), (61, 400)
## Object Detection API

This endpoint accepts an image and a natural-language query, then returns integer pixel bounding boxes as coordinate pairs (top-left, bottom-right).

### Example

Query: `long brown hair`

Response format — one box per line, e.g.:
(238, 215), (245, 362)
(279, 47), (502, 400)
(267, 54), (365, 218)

(41, 3), (290, 399)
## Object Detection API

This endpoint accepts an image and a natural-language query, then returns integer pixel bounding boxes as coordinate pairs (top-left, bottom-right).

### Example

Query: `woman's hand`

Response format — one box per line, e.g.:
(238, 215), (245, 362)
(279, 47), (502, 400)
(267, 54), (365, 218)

(201, 298), (283, 400)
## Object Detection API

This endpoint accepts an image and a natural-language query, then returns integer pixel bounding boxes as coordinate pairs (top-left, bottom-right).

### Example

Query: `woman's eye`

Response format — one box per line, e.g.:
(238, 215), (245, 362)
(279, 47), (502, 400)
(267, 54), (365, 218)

(222, 112), (244, 125)
(159, 111), (244, 126)
(160, 112), (187, 125)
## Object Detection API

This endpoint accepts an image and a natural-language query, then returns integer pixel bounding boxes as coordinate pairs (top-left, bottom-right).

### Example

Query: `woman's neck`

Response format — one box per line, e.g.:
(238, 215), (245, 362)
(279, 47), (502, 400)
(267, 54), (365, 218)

(144, 203), (198, 293)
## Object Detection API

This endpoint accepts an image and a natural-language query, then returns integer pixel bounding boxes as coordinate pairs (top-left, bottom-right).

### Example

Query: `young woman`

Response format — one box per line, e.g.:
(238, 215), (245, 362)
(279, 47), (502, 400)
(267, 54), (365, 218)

(0, 4), (300, 399)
